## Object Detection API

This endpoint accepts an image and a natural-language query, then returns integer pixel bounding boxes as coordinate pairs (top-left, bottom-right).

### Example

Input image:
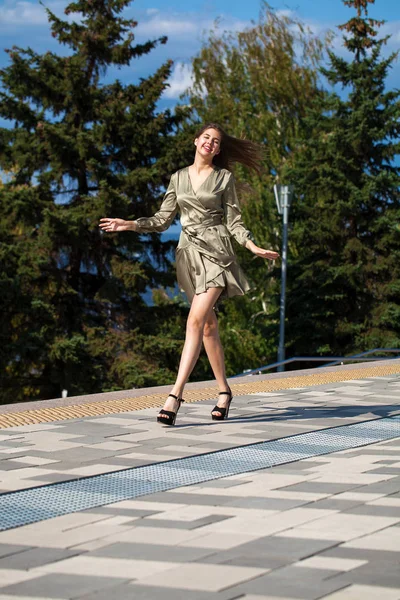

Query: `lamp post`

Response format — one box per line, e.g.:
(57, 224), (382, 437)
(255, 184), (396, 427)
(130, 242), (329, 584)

(274, 184), (294, 372)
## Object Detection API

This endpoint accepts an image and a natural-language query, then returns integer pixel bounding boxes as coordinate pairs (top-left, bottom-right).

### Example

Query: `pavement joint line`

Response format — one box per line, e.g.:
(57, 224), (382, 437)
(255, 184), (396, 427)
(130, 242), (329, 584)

(0, 414), (399, 532)
(0, 363), (399, 429)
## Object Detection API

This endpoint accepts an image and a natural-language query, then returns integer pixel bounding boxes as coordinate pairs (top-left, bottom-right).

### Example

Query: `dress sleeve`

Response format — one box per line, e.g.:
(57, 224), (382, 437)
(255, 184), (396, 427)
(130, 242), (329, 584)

(134, 174), (178, 233)
(222, 173), (252, 247)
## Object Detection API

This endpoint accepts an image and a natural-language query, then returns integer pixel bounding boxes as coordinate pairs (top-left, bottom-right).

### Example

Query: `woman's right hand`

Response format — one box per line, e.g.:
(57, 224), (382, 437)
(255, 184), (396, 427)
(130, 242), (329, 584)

(99, 218), (136, 233)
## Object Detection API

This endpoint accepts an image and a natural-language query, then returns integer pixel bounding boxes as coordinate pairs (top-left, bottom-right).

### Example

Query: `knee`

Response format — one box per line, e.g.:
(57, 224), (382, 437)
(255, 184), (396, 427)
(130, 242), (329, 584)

(187, 313), (205, 334)
(203, 319), (218, 339)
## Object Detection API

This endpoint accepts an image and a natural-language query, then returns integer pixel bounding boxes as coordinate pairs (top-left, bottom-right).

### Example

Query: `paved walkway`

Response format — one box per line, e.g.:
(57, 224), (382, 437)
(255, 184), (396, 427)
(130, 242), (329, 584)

(0, 361), (399, 599)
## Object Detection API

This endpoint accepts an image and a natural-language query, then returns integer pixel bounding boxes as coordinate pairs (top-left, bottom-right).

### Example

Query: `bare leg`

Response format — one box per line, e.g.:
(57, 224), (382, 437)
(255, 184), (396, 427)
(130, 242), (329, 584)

(159, 287), (223, 418)
(202, 310), (231, 418)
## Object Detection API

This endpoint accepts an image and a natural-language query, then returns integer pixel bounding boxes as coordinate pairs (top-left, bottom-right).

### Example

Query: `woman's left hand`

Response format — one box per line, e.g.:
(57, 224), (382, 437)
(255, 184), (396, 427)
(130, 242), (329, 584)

(246, 240), (279, 260)
(252, 247), (280, 260)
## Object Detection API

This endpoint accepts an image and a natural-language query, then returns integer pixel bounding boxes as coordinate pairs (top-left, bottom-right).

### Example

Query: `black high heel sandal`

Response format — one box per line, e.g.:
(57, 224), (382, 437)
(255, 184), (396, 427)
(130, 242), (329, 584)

(157, 393), (184, 426)
(211, 389), (233, 421)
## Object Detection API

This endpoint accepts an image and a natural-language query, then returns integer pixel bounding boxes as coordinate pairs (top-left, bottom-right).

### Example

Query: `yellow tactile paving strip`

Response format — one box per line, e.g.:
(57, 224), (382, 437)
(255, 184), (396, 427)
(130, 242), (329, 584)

(0, 363), (399, 429)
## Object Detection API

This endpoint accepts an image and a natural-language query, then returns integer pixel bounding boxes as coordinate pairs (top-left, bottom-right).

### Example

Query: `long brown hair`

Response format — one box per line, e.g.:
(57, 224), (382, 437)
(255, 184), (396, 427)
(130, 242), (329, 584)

(195, 123), (263, 175)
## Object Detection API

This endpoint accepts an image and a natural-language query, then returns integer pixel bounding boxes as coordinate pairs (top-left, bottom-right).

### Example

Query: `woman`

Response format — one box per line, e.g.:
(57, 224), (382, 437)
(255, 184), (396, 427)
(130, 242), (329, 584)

(100, 123), (279, 426)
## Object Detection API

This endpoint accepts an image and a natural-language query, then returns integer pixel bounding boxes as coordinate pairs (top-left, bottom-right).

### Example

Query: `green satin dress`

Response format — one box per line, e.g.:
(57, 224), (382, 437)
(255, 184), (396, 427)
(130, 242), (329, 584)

(134, 166), (252, 303)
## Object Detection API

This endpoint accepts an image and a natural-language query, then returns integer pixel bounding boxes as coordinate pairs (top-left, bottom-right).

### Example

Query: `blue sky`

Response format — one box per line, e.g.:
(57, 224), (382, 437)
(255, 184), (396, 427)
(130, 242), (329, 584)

(0, 0), (399, 111)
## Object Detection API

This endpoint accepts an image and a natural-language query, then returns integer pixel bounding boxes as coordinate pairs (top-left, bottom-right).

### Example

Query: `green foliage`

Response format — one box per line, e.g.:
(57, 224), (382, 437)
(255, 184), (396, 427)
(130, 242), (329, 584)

(285, 0), (400, 356)
(218, 296), (277, 375)
(0, 0), (192, 403)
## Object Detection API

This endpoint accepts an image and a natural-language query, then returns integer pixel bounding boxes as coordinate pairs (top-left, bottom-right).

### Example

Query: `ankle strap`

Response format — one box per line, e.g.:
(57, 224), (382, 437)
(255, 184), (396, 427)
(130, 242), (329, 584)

(169, 394), (184, 402)
(219, 390), (231, 396)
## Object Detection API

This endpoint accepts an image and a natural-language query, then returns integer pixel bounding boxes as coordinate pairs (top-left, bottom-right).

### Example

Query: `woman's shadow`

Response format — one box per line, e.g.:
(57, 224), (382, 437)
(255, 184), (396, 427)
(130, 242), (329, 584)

(175, 401), (400, 427)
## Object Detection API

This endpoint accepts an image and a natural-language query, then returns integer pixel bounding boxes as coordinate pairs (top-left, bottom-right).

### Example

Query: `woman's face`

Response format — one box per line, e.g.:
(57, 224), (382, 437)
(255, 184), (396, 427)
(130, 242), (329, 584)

(195, 128), (221, 159)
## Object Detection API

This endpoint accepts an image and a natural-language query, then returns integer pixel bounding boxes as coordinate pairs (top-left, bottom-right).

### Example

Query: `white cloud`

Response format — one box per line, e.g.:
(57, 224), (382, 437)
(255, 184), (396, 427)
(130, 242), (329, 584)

(0, 3), (246, 45)
(0, 0), (49, 25)
(0, 0), (78, 27)
(163, 62), (193, 99)
(137, 15), (205, 38)
(136, 11), (249, 42)
(382, 20), (400, 45)
(276, 9), (296, 19)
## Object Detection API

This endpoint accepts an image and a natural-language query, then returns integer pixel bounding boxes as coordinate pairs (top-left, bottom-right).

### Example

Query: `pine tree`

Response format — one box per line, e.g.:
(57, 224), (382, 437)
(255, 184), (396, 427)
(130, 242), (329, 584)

(0, 0), (190, 403)
(286, 0), (400, 357)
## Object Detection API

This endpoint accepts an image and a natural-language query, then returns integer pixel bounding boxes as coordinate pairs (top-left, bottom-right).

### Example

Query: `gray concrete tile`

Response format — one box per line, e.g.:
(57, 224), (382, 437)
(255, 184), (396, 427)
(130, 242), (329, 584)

(270, 565), (343, 580)
(0, 440), (33, 447)
(202, 535), (339, 566)
(319, 546), (400, 564)
(306, 498), (364, 511)
(90, 542), (214, 562)
(354, 477), (400, 495)
(138, 492), (238, 506)
(160, 428), (220, 437)
(200, 548), (290, 570)
(225, 496), (307, 510)
(347, 561), (400, 580)
(278, 482), (360, 494)
(0, 461), (32, 470)
(30, 461), (91, 471)
(330, 561), (400, 589)
(55, 424), (133, 436)
(0, 547), (82, 570)
(0, 454), (28, 462)
(228, 567), (346, 599)
(81, 582), (212, 600)
(183, 442), (236, 450)
(367, 467), (400, 475)
(60, 436), (112, 445)
(343, 504), (400, 518)
(0, 544), (31, 559)
(0, 573), (130, 598)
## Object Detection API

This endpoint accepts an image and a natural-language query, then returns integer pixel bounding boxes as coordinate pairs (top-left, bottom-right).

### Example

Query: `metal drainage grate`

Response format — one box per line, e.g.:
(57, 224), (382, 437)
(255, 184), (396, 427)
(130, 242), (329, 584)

(0, 416), (399, 532)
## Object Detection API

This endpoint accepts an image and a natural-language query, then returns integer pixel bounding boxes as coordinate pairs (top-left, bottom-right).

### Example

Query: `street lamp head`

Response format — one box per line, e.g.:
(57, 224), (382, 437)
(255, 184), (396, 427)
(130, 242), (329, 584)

(273, 184), (282, 215)
(274, 184), (294, 214)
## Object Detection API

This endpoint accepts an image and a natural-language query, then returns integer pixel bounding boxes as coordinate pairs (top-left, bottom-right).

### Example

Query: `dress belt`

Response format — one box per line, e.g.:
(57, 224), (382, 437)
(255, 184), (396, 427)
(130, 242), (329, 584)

(180, 219), (233, 267)
(182, 219), (223, 235)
